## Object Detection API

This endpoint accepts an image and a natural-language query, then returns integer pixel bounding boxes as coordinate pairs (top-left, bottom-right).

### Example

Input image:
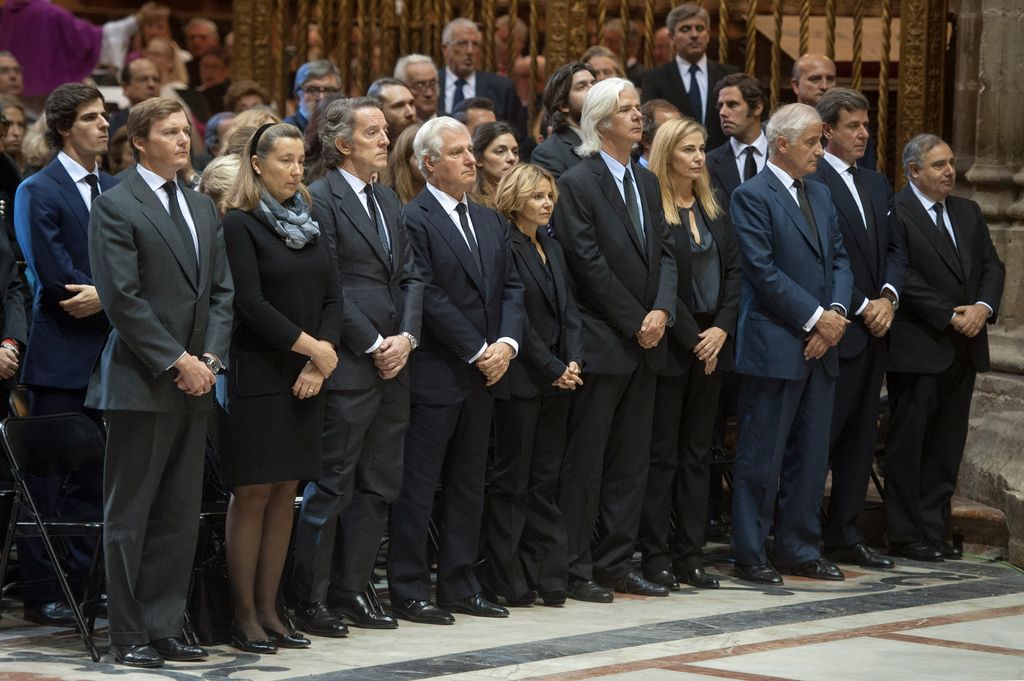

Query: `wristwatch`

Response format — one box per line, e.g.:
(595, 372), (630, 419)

(203, 354), (226, 375)
(399, 331), (419, 351)
(828, 304), (847, 317)
(881, 290), (899, 310)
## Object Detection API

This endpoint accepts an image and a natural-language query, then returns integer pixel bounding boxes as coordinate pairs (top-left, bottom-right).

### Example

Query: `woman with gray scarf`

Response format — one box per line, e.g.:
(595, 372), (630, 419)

(220, 123), (342, 653)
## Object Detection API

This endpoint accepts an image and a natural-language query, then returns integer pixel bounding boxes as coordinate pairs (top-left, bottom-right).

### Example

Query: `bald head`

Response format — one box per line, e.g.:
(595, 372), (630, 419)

(791, 53), (836, 106)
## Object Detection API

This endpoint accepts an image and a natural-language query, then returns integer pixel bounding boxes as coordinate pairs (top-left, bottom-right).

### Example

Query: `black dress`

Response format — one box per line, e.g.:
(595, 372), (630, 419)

(220, 207), (343, 486)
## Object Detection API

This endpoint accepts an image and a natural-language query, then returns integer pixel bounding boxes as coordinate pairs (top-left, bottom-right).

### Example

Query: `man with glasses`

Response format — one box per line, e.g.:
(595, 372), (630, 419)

(395, 54), (440, 122)
(436, 18), (522, 131)
(285, 59), (343, 133)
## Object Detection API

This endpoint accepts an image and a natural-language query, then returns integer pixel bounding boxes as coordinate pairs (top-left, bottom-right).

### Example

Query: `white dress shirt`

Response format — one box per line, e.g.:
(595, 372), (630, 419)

(444, 67), (476, 114)
(675, 54), (708, 122)
(136, 163), (200, 260)
(730, 133), (768, 184)
(598, 150), (645, 235)
(57, 151), (101, 211)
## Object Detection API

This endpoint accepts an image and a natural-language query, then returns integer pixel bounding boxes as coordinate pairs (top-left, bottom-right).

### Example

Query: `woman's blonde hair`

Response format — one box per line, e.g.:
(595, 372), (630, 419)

(199, 153), (241, 215)
(493, 163), (559, 226)
(385, 122), (423, 204)
(220, 106), (282, 155)
(223, 123), (311, 212)
(648, 117), (721, 224)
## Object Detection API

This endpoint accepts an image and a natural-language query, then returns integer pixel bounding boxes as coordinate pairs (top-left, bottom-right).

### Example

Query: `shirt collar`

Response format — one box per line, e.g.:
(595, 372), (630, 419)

(675, 53), (708, 74)
(136, 162), (177, 192)
(426, 181), (467, 214)
(598, 149), (631, 183)
(730, 131), (768, 160)
(337, 166), (372, 195)
(57, 150), (98, 183)
(823, 150), (855, 175)
(445, 66), (475, 87)
(766, 160), (799, 189)
(909, 180), (945, 213)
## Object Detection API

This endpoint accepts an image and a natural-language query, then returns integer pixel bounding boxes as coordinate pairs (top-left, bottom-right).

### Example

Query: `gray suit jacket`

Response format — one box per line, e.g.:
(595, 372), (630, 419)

(85, 168), (234, 412)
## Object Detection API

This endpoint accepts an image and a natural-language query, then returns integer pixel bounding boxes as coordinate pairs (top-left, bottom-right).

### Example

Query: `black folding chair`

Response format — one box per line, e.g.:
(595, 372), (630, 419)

(0, 413), (106, 662)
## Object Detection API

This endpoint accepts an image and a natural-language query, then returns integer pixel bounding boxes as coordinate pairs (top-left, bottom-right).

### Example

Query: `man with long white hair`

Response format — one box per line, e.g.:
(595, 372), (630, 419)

(552, 77), (677, 603)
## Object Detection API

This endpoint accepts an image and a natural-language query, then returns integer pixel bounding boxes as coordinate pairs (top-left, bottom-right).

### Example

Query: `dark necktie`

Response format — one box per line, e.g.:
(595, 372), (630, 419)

(933, 202), (957, 254)
(622, 168), (645, 245)
(794, 179), (823, 254)
(162, 180), (198, 275)
(83, 174), (100, 207)
(363, 183), (392, 267)
(742, 146), (758, 182)
(455, 203), (483, 274)
(687, 64), (703, 122)
(848, 166), (877, 259)
(453, 78), (467, 111)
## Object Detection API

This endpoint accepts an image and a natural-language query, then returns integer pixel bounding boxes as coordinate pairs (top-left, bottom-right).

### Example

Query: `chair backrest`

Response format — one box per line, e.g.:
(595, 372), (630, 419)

(1, 413), (106, 478)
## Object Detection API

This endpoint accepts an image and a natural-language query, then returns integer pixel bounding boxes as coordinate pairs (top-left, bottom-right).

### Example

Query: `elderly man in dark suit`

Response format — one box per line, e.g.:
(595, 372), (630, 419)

(437, 18), (523, 128)
(552, 77), (677, 603)
(706, 73), (768, 199)
(292, 97), (423, 634)
(87, 97), (233, 668)
(806, 88), (906, 569)
(641, 3), (738, 150)
(13, 83), (114, 626)
(885, 134), (1004, 562)
(530, 62), (595, 180)
(386, 116), (524, 624)
(729, 103), (853, 586)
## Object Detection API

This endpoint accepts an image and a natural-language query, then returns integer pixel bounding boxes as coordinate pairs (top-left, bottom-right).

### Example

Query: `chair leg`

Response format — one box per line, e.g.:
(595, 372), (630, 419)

(82, 538), (104, 634)
(0, 490), (19, 598)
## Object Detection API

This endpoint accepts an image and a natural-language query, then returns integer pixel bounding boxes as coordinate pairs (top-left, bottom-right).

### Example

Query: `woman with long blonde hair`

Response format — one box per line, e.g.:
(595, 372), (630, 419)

(638, 116), (741, 591)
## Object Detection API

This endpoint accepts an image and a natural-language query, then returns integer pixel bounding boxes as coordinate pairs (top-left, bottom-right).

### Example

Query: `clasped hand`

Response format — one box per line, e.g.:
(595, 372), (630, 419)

(804, 309), (850, 360)
(173, 354), (215, 396)
(951, 304), (988, 338)
(476, 341), (514, 386)
(862, 298), (894, 337)
(552, 361), (583, 390)
(59, 284), (103, 318)
(373, 335), (413, 380)
(292, 361), (325, 399)
(636, 310), (669, 349)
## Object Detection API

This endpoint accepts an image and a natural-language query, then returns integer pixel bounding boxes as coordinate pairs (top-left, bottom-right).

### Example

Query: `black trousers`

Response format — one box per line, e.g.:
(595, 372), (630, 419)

(292, 381), (408, 602)
(558, 366), (655, 584)
(639, 358), (723, 574)
(824, 340), (886, 548)
(884, 342), (975, 545)
(482, 391), (571, 598)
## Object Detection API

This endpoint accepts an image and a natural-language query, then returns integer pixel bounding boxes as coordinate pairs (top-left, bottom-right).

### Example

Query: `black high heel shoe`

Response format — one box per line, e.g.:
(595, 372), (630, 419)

(230, 625), (278, 654)
(265, 628), (311, 649)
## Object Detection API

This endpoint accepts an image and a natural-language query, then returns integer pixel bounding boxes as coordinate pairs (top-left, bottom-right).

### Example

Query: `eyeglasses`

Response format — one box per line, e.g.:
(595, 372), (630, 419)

(408, 79), (439, 93)
(445, 39), (481, 51)
(302, 86), (342, 96)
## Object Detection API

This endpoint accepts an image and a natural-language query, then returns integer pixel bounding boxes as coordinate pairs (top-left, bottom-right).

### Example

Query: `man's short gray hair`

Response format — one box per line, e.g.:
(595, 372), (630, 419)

(394, 54), (436, 81)
(319, 96), (383, 169)
(902, 133), (946, 177)
(815, 87), (868, 127)
(766, 103), (822, 157)
(666, 3), (711, 33)
(442, 17), (479, 44)
(414, 116), (469, 176)
(297, 59), (341, 91)
(576, 77), (637, 157)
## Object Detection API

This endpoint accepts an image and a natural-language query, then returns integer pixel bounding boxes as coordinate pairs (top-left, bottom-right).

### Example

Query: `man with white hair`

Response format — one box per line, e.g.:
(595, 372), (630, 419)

(552, 77), (677, 603)
(729, 103), (853, 585)
(395, 54), (439, 121)
(387, 117), (524, 624)
(436, 18), (522, 127)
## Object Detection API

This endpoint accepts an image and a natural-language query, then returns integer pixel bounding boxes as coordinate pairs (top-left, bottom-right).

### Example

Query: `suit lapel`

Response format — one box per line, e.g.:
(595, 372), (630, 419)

(419, 190), (485, 293)
(898, 188), (964, 282)
(47, 159), (90, 235)
(946, 198), (973, 283)
(818, 163), (875, 279)
(181, 187), (210, 288)
(539, 232), (569, 315)
(592, 158), (647, 261)
(130, 172), (199, 290)
(330, 172), (391, 270)
(714, 146), (741, 196)
(765, 170), (820, 256)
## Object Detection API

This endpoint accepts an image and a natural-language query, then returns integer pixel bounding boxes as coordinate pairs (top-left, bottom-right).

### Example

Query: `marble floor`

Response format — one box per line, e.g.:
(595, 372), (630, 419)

(1, 549), (1023, 681)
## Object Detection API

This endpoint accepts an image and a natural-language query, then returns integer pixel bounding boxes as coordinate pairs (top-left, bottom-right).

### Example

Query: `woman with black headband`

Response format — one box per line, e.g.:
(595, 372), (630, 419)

(219, 123), (342, 653)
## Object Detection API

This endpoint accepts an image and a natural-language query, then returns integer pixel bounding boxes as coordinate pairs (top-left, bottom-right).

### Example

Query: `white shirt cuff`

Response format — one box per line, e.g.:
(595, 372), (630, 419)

(855, 297), (869, 316)
(977, 301), (993, 317)
(364, 334), (384, 354)
(882, 283), (899, 303)
(468, 342), (488, 364)
(495, 337), (519, 358)
(167, 350), (188, 372)
(803, 306), (824, 332)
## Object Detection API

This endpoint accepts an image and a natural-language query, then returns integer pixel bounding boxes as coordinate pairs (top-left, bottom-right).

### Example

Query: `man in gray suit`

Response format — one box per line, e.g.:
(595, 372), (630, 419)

(293, 97), (423, 634)
(87, 97), (233, 668)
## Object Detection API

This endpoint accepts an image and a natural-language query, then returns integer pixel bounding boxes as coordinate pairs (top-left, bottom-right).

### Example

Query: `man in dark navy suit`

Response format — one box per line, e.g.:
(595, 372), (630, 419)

(437, 18), (522, 129)
(13, 83), (114, 626)
(386, 117), (524, 624)
(706, 73), (767, 199)
(729, 103), (852, 585)
(806, 88), (906, 569)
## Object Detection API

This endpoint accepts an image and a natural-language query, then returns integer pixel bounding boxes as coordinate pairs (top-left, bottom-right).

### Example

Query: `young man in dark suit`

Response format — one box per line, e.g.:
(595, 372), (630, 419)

(552, 78), (677, 603)
(530, 62), (595, 180)
(729, 103), (853, 586)
(806, 88), (906, 569)
(641, 3), (738, 150)
(292, 97), (423, 633)
(87, 97), (233, 668)
(885, 134), (1004, 561)
(13, 83), (114, 626)
(706, 73), (768, 199)
(386, 116), (524, 624)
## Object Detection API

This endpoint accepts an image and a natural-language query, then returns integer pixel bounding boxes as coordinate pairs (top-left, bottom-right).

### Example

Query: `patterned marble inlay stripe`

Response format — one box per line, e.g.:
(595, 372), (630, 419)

(874, 632), (1024, 658)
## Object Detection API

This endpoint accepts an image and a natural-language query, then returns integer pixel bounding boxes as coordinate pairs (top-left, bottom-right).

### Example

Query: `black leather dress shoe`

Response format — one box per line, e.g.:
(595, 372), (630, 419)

(825, 543), (895, 569)
(567, 580), (614, 603)
(890, 541), (943, 562)
(610, 571), (670, 597)
(539, 590), (566, 607)
(265, 628), (311, 649)
(777, 558), (845, 581)
(229, 626), (277, 654)
(734, 563), (783, 585)
(940, 541), (963, 559)
(439, 593), (509, 618)
(644, 569), (681, 591)
(331, 592), (399, 629)
(110, 643), (163, 668)
(292, 601), (349, 638)
(23, 600), (76, 626)
(150, 637), (208, 661)
(392, 599), (455, 625)
(681, 567), (720, 589)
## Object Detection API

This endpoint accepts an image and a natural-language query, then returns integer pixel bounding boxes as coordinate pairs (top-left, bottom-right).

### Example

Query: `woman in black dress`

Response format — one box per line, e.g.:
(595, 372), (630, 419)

(638, 118), (741, 590)
(481, 163), (583, 607)
(221, 123), (341, 652)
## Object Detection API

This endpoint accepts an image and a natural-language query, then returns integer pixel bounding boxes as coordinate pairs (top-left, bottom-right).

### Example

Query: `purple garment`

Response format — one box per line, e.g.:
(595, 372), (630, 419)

(0, 0), (102, 97)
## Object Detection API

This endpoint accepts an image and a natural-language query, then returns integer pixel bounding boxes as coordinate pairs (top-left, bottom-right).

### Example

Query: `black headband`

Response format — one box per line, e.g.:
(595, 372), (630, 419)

(249, 122), (275, 157)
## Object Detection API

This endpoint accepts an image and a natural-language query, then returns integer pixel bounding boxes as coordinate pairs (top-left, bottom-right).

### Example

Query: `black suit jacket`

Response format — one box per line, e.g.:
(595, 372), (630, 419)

(807, 160), (906, 358)
(403, 187), (525, 403)
(438, 68), (524, 128)
(886, 186), (1004, 374)
(506, 227), (583, 398)
(310, 171), (424, 390)
(706, 141), (742, 200)
(552, 154), (677, 375)
(530, 129), (583, 180)
(641, 58), (738, 150)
